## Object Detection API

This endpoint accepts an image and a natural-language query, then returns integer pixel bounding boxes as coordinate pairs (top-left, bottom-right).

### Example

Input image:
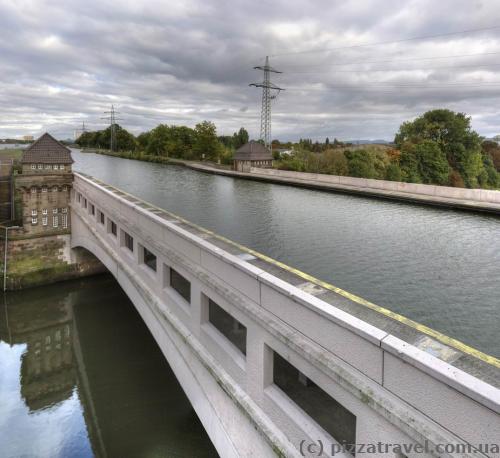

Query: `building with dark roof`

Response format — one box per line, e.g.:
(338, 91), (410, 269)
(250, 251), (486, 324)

(233, 141), (273, 172)
(15, 133), (73, 235)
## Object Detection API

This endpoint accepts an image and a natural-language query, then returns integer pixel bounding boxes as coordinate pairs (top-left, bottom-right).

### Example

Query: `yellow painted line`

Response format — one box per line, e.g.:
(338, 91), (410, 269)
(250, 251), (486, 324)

(86, 174), (500, 369)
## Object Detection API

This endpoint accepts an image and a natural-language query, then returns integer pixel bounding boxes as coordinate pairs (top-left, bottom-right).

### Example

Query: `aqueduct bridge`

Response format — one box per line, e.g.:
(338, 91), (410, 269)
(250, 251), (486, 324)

(70, 172), (499, 458)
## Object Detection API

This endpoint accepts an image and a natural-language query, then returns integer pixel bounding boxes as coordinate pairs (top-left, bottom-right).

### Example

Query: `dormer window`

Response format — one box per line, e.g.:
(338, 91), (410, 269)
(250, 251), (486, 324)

(59, 164), (65, 170)
(31, 187), (37, 194)
(41, 186), (47, 193)
(31, 164), (36, 170)
(45, 164), (51, 170)
(37, 164), (43, 169)
(54, 164), (59, 170)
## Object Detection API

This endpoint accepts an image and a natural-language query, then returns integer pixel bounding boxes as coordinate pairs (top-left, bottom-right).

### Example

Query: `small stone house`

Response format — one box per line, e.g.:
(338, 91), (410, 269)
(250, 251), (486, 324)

(16, 133), (74, 235)
(233, 141), (273, 172)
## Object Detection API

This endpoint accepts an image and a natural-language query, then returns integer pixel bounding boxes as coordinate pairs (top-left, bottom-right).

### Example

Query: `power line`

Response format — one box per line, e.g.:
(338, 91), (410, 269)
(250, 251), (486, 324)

(282, 62), (500, 74)
(271, 24), (500, 57)
(279, 51), (500, 69)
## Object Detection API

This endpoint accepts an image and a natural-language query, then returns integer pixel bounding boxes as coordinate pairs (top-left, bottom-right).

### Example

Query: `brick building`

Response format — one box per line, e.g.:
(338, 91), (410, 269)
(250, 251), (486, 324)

(15, 133), (74, 235)
(233, 141), (273, 172)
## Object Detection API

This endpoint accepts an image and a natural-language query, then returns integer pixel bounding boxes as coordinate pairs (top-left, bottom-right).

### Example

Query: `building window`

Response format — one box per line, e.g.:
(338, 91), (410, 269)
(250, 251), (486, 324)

(45, 164), (51, 170)
(42, 217), (48, 226)
(142, 246), (157, 272)
(62, 207), (68, 214)
(52, 186), (58, 192)
(52, 208), (58, 214)
(53, 216), (59, 228)
(31, 164), (36, 170)
(37, 164), (43, 169)
(41, 186), (47, 193)
(54, 164), (59, 170)
(99, 211), (105, 225)
(273, 352), (356, 451)
(31, 209), (37, 216)
(62, 185), (68, 192)
(31, 187), (37, 194)
(77, 193), (81, 203)
(89, 204), (95, 215)
(62, 214), (68, 229)
(170, 268), (191, 303)
(31, 217), (37, 225)
(122, 230), (133, 252)
(83, 198), (87, 209)
(60, 164), (65, 170)
(42, 208), (47, 215)
(208, 299), (247, 355)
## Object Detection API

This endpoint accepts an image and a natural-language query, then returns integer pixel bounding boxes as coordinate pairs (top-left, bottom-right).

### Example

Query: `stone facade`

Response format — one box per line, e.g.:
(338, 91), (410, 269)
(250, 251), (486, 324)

(15, 133), (74, 236)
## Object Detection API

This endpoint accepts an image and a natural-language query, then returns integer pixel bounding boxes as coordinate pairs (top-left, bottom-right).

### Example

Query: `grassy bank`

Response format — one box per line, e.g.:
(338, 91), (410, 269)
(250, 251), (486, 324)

(92, 149), (171, 164)
(0, 148), (22, 160)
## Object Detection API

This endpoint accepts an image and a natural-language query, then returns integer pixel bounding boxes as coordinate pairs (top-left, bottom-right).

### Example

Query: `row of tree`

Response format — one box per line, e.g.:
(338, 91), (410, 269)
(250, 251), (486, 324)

(276, 110), (500, 189)
(77, 122), (250, 164)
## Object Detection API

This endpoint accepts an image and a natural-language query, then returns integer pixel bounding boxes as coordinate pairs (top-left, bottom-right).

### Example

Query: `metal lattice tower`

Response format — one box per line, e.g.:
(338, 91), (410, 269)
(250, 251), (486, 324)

(250, 56), (284, 150)
(101, 105), (122, 152)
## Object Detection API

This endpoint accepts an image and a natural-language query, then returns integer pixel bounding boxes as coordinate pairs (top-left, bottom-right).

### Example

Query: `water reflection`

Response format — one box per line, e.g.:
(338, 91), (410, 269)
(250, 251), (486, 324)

(0, 275), (218, 458)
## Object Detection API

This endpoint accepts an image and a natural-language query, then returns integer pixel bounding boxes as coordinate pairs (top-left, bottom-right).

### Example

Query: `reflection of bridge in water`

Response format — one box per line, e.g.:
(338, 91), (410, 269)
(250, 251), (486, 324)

(67, 172), (499, 458)
(0, 277), (216, 458)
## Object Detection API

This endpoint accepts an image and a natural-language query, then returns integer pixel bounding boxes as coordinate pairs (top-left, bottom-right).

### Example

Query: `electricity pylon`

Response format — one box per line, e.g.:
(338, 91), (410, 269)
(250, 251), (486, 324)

(101, 105), (122, 152)
(250, 56), (284, 150)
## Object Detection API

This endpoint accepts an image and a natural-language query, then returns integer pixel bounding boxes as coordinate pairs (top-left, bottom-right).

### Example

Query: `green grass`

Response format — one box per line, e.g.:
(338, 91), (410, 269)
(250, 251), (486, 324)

(0, 148), (22, 160)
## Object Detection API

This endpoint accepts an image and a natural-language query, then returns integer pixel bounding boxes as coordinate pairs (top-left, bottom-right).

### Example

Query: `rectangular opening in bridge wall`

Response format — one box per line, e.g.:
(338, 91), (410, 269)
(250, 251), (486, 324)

(208, 298), (247, 355)
(98, 210), (105, 225)
(273, 351), (356, 452)
(108, 219), (117, 237)
(169, 268), (191, 303)
(120, 229), (134, 252)
(89, 203), (95, 216)
(141, 245), (157, 272)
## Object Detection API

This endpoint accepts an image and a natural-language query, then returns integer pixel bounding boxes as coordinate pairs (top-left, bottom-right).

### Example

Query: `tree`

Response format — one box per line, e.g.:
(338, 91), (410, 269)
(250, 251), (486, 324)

(344, 149), (377, 178)
(193, 121), (223, 160)
(395, 109), (486, 187)
(233, 127), (249, 149)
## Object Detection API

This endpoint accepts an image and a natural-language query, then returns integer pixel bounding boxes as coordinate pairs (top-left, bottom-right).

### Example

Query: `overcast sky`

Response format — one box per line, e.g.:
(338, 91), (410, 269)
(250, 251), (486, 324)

(1, 0), (500, 141)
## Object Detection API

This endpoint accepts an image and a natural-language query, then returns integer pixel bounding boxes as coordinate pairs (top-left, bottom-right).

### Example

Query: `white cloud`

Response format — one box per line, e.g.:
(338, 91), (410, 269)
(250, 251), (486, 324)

(0, 0), (500, 140)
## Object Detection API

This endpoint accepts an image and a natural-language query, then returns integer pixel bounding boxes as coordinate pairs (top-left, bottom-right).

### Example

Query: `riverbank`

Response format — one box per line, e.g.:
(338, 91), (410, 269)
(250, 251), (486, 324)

(173, 159), (500, 214)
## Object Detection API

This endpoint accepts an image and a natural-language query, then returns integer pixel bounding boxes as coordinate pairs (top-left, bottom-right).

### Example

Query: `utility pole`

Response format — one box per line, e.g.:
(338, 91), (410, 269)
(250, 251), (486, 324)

(101, 105), (122, 152)
(250, 56), (284, 150)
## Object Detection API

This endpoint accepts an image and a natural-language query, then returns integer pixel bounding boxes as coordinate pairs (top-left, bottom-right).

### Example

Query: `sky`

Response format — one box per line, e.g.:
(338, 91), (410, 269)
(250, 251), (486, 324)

(1, 0), (500, 142)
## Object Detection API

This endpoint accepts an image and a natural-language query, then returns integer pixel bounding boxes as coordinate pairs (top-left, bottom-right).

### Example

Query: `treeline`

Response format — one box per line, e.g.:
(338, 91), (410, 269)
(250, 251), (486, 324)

(276, 110), (500, 189)
(77, 122), (249, 164)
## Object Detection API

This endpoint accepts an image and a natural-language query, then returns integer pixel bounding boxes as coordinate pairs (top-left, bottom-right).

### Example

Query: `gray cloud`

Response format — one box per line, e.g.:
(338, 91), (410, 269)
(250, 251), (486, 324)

(1, 0), (500, 141)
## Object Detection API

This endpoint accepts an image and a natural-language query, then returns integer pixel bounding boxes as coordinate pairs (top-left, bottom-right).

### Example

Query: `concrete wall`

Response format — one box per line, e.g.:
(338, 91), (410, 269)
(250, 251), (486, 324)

(251, 168), (500, 204)
(71, 173), (500, 458)
(2, 233), (105, 290)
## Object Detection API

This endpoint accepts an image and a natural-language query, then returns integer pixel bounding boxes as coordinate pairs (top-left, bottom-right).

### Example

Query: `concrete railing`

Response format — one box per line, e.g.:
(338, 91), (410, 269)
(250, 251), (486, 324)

(71, 172), (500, 458)
(251, 168), (500, 204)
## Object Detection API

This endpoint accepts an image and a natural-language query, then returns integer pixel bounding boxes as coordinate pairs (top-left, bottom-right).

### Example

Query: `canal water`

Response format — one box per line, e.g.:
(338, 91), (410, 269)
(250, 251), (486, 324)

(0, 276), (218, 457)
(72, 150), (500, 358)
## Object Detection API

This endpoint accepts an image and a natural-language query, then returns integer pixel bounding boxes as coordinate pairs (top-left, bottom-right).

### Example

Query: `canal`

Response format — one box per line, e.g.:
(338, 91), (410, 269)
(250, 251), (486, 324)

(0, 276), (218, 457)
(72, 150), (500, 358)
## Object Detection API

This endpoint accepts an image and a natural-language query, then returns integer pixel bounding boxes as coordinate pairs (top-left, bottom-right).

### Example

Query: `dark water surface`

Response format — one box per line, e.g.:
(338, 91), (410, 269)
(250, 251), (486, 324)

(0, 276), (218, 457)
(73, 150), (500, 358)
